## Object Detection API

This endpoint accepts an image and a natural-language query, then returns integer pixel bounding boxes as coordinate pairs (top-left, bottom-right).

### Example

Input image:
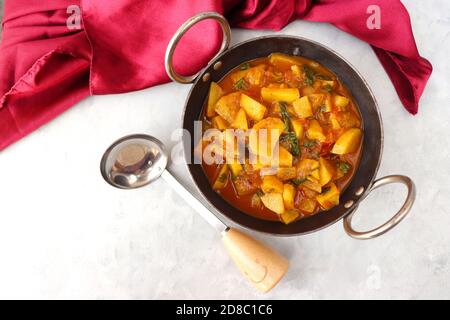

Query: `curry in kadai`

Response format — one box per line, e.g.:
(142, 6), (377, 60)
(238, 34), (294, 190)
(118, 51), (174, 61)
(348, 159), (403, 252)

(200, 53), (363, 224)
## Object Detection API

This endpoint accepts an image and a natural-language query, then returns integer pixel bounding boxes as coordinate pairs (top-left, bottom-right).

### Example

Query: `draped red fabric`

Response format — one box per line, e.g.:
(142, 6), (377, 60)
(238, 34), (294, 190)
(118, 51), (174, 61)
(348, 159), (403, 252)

(0, 0), (432, 150)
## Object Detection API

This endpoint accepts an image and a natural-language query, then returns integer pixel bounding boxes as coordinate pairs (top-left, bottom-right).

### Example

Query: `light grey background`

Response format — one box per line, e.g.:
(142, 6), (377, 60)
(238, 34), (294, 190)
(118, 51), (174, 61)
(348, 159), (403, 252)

(0, 1), (449, 299)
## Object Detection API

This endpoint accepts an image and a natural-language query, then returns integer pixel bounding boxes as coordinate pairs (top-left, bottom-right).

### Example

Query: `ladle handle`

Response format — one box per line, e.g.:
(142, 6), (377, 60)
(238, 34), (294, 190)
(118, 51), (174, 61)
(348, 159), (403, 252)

(222, 228), (289, 293)
(161, 170), (288, 292)
(161, 170), (228, 233)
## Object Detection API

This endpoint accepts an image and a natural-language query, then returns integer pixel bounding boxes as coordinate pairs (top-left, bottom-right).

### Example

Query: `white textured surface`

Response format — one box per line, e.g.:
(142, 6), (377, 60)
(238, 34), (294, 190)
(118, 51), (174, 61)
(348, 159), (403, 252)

(0, 1), (449, 299)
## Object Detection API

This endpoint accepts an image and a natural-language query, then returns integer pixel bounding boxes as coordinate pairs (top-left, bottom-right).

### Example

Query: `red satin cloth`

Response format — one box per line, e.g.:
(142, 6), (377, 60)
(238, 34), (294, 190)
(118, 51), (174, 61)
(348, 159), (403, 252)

(0, 0), (432, 150)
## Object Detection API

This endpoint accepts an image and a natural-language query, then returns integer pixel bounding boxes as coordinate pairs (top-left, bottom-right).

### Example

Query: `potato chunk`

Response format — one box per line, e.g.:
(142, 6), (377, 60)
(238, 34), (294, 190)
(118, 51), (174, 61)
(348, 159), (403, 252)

(291, 119), (304, 138)
(302, 180), (322, 193)
(297, 159), (320, 180)
(319, 157), (336, 186)
(240, 94), (267, 121)
(214, 92), (241, 123)
(282, 184), (295, 210)
(233, 175), (258, 196)
(334, 95), (350, 109)
(245, 65), (265, 86)
(261, 87), (300, 103)
(331, 128), (362, 154)
(211, 115), (228, 130)
(322, 94), (332, 112)
(336, 111), (361, 128)
(230, 69), (250, 83)
(280, 209), (300, 224)
(222, 129), (243, 158)
(260, 192), (285, 214)
(298, 198), (317, 214)
(251, 116), (286, 133)
(308, 94), (325, 110)
(291, 65), (301, 76)
(318, 80), (335, 90)
(271, 146), (293, 167)
(329, 113), (341, 130)
(301, 86), (315, 96)
(316, 182), (340, 209)
(207, 82), (224, 117)
(308, 167), (320, 181)
(293, 96), (313, 118)
(248, 117), (285, 159)
(268, 101), (295, 118)
(307, 120), (326, 142)
(230, 108), (248, 130)
(261, 175), (284, 194)
(277, 167), (297, 181)
(269, 53), (300, 66)
(228, 162), (243, 178)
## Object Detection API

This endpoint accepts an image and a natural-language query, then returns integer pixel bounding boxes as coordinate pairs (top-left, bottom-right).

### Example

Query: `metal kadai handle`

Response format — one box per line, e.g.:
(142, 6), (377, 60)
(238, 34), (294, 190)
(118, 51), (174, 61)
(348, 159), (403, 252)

(165, 12), (231, 84)
(343, 175), (416, 240)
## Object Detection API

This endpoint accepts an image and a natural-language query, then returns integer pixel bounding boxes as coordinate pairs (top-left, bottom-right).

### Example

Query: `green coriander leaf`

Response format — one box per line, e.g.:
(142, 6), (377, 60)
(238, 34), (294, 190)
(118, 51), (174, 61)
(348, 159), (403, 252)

(337, 162), (351, 174)
(315, 74), (333, 80)
(321, 186), (331, 194)
(303, 65), (316, 86)
(240, 62), (250, 70)
(278, 103), (300, 156)
(323, 84), (333, 92)
(303, 139), (317, 148)
(281, 132), (300, 156)
(218, 173), (228, 183)
(234, 78), (249, 90)
(289, 133), (300, 156)
(291, 178), (307, 186)
(279, 102), (290, 133)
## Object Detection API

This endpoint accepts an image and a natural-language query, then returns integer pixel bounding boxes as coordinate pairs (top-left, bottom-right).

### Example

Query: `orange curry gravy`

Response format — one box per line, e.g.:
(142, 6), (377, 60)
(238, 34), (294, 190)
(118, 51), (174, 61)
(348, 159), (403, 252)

(200, 53), (363, 224)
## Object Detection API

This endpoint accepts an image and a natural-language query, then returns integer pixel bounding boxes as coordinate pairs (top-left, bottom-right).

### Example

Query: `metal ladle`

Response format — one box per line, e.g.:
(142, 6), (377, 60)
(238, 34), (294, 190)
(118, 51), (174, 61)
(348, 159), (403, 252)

(100, 134), (288, 292)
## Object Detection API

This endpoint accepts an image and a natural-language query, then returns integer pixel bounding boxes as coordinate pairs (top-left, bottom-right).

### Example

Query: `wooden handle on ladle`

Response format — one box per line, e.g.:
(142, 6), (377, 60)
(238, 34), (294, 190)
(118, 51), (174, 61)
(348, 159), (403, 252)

(222, 228), (289, 293)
